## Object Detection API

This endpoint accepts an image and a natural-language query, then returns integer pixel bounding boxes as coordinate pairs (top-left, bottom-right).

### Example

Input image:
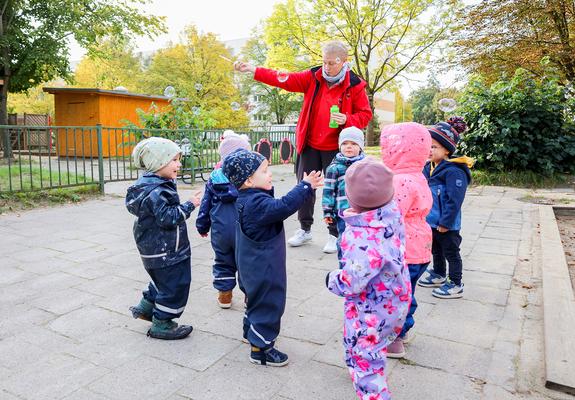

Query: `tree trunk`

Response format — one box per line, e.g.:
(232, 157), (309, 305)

(365, 91), (379, 146)
(0, 74), (11, 159)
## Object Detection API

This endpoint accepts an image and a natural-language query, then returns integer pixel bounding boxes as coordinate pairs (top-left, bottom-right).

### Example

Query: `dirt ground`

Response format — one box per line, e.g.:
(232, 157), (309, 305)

(557, 214), (575, 290)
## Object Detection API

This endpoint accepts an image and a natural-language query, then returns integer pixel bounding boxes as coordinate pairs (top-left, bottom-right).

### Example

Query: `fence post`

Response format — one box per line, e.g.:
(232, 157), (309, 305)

(96, 124), (105, 194)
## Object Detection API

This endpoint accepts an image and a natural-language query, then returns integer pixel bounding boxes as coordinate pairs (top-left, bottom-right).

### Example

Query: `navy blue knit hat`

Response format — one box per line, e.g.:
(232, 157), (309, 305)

(427, 117), (467, 155)
(222, 149), (266, 188)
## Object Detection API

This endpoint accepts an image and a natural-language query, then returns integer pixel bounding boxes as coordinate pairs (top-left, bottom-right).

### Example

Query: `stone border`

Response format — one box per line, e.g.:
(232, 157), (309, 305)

(540, 205), (575, 395)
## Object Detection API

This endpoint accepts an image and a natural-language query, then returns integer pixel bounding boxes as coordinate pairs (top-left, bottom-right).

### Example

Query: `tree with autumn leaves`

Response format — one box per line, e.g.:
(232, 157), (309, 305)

(453, 0), (575, 83)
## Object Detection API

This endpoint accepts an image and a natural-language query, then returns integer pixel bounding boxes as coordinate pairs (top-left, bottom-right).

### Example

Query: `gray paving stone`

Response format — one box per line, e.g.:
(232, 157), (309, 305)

(464, 269), (513, 290)
(281, 305), (342, 345)
(473, 237), (520, 256)
(465, 253), (518, 276)
(0, 353), (110, 400)
(178, 358), (284, 400)
(0, 336), (50, 369)
(405, 333), (492, 380)
(144, 329), (241, 371)
(31, 287), (102, 315)
(463, 283), (509, 306)
(388, 363), (484, 400)
(73, 274), (143, 297)
(89, 355), (195, 400)
(49, 305), (131, 340)
(278, 360), (357, 400)
(62, 388), (114, 400)
(0, 266), (36, 286)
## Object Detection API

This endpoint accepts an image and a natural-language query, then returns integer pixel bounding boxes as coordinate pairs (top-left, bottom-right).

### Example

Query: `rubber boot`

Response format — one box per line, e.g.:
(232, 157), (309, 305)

(129, 298), (153, 322)
(147, 316), (193, 340)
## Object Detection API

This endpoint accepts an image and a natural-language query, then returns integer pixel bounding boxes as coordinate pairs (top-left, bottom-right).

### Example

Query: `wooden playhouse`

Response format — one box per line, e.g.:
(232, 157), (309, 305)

(43, 87), (170, 157)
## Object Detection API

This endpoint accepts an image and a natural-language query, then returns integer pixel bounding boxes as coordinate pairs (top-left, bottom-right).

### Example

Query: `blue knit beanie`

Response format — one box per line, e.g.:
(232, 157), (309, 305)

(427, 117), (468, 155)
(222, 149), (266, 188)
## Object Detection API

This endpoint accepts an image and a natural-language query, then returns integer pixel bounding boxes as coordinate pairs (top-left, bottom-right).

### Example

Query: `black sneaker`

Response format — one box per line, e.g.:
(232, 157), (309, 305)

(250, 346), (289, 367)
(147, 317), (193, 340)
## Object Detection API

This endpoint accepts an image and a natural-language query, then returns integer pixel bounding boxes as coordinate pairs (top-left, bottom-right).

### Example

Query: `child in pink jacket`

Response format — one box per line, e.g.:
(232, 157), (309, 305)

(380, 122), (432, 358)
(327, 159), (411, 400)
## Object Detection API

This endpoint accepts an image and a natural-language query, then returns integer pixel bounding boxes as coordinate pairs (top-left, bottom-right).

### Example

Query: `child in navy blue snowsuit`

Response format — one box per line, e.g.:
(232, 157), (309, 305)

(222, 149), (324, 366)
(196, 132), (250, 308)
(126, 137), (201, 340)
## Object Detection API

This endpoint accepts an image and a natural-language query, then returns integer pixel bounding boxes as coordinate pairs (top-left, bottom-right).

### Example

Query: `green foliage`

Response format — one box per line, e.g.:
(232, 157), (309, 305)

(240, 30), (303, 124)
(1, 0), (165, 93)
(410, 77), (443, 124)
(394, 91), (413, 123)
(72, 37), (146, 91)
(141, 26), (249, 129)
(458, 69), (575, 175)
(471, 169), (571, 188)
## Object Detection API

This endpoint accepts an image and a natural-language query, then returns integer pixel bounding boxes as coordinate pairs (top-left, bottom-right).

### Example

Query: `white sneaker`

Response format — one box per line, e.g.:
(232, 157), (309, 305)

(287, 229), (312, 247)
(322, 235), (338, 254)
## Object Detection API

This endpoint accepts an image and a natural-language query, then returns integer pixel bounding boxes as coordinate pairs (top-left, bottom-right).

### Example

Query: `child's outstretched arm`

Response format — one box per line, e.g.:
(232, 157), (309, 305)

(322, 165), (338, 222)
(326, 236), (385, 297)
(251, 171), (323, 226)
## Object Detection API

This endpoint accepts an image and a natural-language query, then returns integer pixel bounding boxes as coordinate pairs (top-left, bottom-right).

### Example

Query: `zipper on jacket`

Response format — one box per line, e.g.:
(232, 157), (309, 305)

(175, 226), (180, 252)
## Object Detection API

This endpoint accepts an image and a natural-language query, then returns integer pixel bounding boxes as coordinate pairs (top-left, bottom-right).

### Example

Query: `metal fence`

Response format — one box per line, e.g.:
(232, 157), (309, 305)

(0, 125), (297, 193)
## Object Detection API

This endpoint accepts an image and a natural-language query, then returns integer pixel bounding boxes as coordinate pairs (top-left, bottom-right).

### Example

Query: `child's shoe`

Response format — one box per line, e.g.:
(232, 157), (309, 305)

(322, 234), (338, 254)
(400, 331), (414, 344)
(147, 316), (193, 340)
(249, 346), (289, 367)
(432, 281), (464, 299)
(129, 298), (153, 322)
(386, 337), (406, 359)
(287, 229), (312, 247)
(417, 270), (447, 287)
(218, 290), (233, 309)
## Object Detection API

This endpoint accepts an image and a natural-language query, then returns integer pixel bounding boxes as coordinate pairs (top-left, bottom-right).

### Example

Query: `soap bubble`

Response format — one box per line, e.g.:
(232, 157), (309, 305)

(163, 86), (176, 98)
(195, 83), (203, 91)
(277, 70), (289, 83)
(230, 102), (241, 111)
(191, 106), (201, 116)
(438, 98), (457, 113)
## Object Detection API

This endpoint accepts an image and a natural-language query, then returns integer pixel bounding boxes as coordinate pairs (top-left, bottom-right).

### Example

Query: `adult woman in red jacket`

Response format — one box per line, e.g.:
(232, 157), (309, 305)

(235, 41), (372, 252)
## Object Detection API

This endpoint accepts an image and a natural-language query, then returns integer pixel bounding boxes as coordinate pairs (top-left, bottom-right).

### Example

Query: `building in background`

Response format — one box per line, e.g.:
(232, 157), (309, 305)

(373, 90), (396, 127)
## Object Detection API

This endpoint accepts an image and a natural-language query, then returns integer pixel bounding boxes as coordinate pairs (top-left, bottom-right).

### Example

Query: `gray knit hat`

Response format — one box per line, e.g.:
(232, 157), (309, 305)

(132, 137), (182, 172)
(338, 126), (365, 150)
(222, 149), (266, 188)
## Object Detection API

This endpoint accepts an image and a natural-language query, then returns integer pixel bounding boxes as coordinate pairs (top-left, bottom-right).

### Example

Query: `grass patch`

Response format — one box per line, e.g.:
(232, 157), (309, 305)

(471, 170), (572, 188)
(0, 185), (101, 214)
(0, 163), (100, 213)
(0, 163), (96, 192)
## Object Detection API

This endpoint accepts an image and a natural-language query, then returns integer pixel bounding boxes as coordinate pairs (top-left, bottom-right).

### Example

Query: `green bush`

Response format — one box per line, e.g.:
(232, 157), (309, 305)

(458, 68), (575, 175)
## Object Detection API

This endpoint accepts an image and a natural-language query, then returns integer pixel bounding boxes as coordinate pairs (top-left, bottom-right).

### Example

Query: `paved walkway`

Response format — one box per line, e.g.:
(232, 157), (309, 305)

(0, 165), (572, 400)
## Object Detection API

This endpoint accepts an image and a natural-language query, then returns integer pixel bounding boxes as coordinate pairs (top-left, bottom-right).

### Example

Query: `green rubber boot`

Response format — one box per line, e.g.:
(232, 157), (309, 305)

(129, 298), (153, 322)
(147, 316), (193, 340)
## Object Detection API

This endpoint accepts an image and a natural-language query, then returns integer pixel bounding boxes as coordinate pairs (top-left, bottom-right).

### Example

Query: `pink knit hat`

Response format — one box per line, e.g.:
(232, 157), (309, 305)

(218, 131), (251, 159)
(345, 159), (395, 212)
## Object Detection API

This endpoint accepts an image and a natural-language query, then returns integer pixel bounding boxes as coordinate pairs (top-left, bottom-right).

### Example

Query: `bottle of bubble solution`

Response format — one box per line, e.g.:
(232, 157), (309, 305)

(329, 105), (339, 128)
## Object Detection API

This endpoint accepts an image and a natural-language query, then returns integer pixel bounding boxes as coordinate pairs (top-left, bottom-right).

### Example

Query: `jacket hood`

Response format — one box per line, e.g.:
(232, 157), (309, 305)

(126, 173), (173, 216)
(380, 122), (431, 173)
(334, 152), (366, 166)
(311, 66), (366, 90)
(429, 157), (473, 183)
(342, 200), (400, 228)
(209, 168), (238, 203)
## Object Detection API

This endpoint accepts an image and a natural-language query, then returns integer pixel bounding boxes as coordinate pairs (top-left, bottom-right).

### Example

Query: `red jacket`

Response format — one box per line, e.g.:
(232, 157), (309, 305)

(254, 66), (372, 154)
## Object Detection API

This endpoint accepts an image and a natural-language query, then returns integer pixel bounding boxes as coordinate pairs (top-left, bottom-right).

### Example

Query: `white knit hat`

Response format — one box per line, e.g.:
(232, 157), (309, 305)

(132, 137), (181, 172)
(338, 126), (365, 150)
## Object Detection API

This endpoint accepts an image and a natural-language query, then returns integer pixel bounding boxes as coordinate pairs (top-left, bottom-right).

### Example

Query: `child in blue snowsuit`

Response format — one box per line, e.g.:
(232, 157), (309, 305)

(322, 126), (365, 256)
(196, 133), (250, 308)
(418, 118), (474, 299)
(126, 137), (201, 340)
(222, 149), (324, 366)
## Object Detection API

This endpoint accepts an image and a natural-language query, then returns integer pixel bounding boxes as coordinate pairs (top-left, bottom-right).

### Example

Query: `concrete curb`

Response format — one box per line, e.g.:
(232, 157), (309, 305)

(540, 205), (575, 395)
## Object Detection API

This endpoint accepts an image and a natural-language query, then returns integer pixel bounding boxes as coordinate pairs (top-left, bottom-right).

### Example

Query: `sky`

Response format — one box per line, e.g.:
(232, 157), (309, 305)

(68, 0), (462, 96)
(69, 0), (277, 61)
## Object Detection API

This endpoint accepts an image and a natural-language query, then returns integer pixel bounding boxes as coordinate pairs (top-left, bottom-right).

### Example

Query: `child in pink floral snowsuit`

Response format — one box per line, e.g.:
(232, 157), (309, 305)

(327, 159), (411, 400)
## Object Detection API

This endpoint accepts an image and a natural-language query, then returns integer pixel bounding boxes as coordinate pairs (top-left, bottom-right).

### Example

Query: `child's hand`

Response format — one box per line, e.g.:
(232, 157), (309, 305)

(437, 226), (448, 233)
(302, 170), (324, 189)
(324, 217), (334, 225)
(191, 190), (202, 207)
